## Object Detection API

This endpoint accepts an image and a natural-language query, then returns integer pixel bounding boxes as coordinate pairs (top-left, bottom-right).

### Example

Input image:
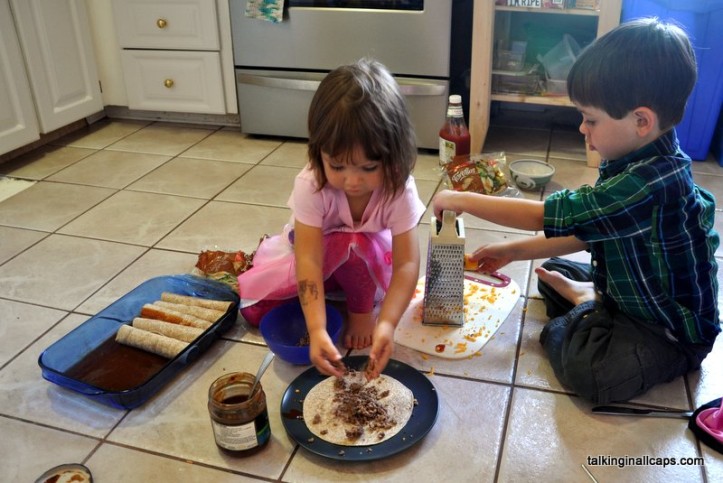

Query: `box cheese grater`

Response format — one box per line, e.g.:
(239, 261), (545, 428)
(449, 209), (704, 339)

(422, 210), (465, 326)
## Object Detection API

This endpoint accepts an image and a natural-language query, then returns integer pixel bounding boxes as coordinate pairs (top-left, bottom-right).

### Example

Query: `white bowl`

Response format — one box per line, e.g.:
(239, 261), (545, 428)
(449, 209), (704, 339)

(508, 159), (556, 191)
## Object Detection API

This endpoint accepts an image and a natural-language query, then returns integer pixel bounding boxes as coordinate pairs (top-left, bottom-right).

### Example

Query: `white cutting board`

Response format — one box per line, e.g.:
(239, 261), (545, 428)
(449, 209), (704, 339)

(395, 272), (520, 359)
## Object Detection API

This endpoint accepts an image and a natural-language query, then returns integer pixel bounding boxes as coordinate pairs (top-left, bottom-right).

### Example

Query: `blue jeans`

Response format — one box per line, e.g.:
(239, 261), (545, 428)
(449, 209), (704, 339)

(538, 257), (711, 404)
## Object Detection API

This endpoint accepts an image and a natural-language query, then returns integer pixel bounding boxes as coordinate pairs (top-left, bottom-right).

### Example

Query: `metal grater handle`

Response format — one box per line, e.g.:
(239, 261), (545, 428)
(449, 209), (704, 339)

(437, 210), (459, 242)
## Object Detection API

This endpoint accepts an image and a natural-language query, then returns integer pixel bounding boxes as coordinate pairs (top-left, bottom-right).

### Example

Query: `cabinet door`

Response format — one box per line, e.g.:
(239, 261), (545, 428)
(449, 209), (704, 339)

(121, 50), (225, 114)
(10, 0), (103, 133)
(112, 0), (219, 51)
(0, 0), (40, 154)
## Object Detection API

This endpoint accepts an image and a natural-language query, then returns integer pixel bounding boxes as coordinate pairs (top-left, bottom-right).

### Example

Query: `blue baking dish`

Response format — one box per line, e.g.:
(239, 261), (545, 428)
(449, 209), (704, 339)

(38, 274), (239, 409)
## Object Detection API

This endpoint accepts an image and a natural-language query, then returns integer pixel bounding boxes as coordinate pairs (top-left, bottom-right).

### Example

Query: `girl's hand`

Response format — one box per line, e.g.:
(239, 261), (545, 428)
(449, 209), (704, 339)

(472, 243), (514, 274)
(309, 329), (344, 378)
(366, 320), (396, 379)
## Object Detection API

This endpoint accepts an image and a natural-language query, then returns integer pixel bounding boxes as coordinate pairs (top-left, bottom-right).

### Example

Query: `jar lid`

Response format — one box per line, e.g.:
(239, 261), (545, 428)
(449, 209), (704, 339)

(449, 94), (462, 104)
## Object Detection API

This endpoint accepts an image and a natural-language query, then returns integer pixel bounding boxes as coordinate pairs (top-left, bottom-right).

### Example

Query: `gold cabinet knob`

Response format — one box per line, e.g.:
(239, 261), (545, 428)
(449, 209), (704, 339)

(156, 18), (167, 29)
(164, 79), (174, 88)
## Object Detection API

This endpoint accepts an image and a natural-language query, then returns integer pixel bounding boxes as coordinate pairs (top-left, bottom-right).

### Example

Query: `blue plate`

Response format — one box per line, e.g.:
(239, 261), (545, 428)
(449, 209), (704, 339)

(38, 274), (239, 409)
(280, 356), (439, 461)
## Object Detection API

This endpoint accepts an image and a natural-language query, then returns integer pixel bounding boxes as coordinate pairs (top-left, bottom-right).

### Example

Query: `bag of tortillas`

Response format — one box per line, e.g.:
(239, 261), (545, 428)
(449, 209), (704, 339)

(444, 152), (509, 195)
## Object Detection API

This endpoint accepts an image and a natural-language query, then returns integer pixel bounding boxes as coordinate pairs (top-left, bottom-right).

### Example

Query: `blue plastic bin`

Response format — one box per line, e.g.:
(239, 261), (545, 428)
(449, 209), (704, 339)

(622, 0), (723, 160)
(712, 110), (723, 166)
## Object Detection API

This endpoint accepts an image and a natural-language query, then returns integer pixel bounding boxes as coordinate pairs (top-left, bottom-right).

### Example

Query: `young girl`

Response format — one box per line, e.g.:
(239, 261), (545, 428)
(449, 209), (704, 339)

(237, 59), (426, 378)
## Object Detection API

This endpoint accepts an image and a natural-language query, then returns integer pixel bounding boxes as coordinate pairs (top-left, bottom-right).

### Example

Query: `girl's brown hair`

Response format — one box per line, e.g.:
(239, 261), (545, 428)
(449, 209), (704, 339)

(307, 58), (417, 199)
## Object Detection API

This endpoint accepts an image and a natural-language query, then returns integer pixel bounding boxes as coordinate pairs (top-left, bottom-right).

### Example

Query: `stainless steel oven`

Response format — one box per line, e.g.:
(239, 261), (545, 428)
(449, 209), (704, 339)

(229, 0), (453, 149)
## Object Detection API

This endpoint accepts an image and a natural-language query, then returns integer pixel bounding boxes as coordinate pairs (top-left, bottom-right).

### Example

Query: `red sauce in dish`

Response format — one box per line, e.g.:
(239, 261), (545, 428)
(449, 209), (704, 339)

(65, 338), (167, 391)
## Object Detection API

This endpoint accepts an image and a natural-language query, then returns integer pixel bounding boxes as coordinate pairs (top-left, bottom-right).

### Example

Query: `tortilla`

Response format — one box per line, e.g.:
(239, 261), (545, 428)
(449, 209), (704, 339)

(36, 463), (92, 483)
(154, 300), (226, 322)
(132, 317), (204, 342)
(115, 324), (188, 359)
(303, 370), (414, 446)
(160, 292), (232, 312)
(140, 303), (212, 330)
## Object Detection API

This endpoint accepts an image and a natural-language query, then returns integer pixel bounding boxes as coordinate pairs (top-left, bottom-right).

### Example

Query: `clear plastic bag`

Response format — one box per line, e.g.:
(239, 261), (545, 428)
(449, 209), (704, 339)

(193, 247), (256, 290)
(441, 152), (521, 198)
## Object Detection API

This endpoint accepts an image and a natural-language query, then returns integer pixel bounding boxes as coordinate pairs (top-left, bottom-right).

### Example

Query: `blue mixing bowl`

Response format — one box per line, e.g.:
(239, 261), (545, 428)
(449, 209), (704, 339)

(260, 301), (343, 365)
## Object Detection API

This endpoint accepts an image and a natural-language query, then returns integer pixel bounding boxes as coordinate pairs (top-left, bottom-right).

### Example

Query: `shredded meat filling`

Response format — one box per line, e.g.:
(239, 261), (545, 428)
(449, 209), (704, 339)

(331, 370), (397, 441)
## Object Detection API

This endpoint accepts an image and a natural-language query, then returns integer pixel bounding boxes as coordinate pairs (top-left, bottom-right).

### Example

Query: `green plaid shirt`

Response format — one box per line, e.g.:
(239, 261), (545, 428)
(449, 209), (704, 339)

(544, 130), (720, 345)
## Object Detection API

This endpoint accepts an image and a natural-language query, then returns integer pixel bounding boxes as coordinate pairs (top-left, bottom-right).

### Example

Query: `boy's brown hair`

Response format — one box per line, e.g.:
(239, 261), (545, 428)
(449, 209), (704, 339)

(568, 18), (697, 131)
(307, 58), (417, 198)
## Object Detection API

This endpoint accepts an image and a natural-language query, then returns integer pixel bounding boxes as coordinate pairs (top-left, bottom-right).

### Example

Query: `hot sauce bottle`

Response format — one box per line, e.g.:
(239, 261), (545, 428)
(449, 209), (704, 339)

(438, 94), (471, 167)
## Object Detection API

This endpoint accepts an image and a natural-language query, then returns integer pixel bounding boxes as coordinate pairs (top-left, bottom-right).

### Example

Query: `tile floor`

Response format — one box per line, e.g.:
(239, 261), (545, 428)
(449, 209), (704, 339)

(0, 119), (721, 482)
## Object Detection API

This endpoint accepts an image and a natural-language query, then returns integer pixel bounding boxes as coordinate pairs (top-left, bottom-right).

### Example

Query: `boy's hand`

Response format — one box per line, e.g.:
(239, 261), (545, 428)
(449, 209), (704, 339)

(431, 190), (463, 220)
(366, 320), (396, 380)
(309, 330), (344, 378)
(472, 243), (514, 274)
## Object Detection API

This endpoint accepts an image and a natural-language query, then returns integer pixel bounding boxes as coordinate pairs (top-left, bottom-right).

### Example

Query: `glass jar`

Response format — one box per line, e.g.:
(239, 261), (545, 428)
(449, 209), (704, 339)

(208, 372), (271, 455)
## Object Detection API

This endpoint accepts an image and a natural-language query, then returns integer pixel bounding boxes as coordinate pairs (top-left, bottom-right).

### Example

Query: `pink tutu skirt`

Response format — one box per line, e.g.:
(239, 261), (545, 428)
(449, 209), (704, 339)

(237, 228), (393, 308)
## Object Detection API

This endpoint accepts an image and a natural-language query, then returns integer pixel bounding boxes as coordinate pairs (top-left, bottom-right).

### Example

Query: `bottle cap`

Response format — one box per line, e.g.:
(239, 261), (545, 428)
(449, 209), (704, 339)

(449, 94), (462, 104)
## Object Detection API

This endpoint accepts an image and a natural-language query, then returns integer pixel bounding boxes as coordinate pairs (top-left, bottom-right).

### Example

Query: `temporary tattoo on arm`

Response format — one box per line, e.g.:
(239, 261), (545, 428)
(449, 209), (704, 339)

(298, 279), (319, 306)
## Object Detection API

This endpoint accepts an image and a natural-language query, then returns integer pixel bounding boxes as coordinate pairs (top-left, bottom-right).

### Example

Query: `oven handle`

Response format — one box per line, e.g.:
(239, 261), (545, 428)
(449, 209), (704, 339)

(398, 82), (447, 97)
(236, 73), (320, 91)
(236, 73), (446, 96)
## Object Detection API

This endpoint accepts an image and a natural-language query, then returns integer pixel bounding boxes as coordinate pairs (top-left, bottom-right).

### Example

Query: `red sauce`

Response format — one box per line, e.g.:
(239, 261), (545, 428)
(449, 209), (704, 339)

(65, 338), (167, 391)
(282, 408), (304, 420)
(439, 95), (470, 162)
(223, 394), (249, 404)
(439, 127), (470, 157)
(435, 344), (446, 353)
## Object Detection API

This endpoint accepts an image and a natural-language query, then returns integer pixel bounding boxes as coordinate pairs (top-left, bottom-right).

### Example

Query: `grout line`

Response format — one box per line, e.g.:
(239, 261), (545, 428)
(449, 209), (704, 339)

(93, 439), (279, 482)
(0, 310), (72, 374)
(581, 464), (599, 482)
(0, 413), (103, 443)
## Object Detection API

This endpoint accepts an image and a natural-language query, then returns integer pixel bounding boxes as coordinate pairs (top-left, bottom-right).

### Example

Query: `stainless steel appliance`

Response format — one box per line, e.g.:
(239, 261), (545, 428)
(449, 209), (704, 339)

(229, 0), (453, 149)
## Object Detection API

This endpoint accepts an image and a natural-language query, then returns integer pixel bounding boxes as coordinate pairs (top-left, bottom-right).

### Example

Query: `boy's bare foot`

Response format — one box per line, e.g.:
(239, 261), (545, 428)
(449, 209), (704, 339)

(536, 267), (598, 306)
(344, 311), (375, 350)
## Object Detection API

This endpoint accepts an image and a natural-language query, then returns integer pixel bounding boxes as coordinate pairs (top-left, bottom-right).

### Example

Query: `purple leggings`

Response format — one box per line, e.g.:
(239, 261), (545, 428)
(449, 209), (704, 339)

(240, 248), (378, 327)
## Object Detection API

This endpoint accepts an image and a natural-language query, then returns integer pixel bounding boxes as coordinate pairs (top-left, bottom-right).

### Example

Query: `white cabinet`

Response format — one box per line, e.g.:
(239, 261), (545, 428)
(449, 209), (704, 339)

(0, 0), (40, 154)
(0, 0), (102, 156)
(111, 0), (229, 115)
(120, 49), (225, 114)
(113, 0), (219, 50)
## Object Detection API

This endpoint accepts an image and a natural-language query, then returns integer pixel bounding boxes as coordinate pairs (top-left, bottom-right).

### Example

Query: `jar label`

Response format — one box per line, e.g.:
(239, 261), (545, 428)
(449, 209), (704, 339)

(211, 420), (259, 451)
(447, 105), (464, 118)
(439, 137), (456, 166)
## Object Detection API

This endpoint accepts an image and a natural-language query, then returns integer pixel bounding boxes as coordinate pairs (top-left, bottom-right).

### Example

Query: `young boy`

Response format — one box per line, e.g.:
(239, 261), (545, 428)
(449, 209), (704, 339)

(432, 18), (720, 404)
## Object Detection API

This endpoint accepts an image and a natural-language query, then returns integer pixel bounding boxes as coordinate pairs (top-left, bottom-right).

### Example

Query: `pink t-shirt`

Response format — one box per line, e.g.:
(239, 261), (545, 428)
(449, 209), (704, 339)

(237, 166), (426, 306)
(289, 166), (426, 237)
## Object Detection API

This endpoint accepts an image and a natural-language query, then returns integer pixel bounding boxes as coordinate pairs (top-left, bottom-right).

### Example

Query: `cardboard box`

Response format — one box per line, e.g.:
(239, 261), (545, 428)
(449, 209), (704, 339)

(571, 0), (600, 10)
